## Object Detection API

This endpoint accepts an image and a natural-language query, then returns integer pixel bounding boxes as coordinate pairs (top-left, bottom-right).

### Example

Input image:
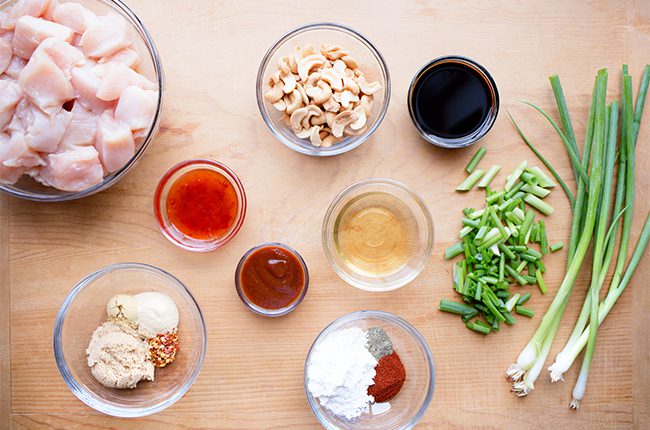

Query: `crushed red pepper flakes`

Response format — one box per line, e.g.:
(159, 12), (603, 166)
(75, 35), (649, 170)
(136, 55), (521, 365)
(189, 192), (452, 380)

(148, 331), (179, 367)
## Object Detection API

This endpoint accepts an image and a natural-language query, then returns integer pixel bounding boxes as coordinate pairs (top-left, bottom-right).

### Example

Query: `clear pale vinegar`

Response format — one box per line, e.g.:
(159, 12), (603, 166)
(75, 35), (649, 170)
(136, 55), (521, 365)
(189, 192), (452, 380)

(334, 192), (418, 278)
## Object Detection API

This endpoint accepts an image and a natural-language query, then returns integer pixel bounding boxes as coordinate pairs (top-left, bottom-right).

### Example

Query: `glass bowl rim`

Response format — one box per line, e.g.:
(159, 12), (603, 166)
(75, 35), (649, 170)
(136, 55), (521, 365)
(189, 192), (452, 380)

(153, 158), (248, 252)
(406, 54), (500, 149)
(234, 241), (310, 317)
(255, 21), (391, 157)
(303, 310), (436, 430)
(0, 0), (165, 202)
(321, 178), (435, 292)
(52, 262), (207, 417)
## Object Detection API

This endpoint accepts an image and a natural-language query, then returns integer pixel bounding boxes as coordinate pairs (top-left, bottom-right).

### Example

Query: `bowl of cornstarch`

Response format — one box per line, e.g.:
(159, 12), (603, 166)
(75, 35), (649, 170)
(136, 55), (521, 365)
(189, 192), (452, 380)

(304, 310), (435, 430)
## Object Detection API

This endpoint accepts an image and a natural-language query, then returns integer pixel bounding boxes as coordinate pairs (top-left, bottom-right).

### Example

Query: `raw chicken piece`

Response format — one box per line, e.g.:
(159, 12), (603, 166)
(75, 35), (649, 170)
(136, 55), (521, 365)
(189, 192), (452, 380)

(1, 0), (50, 31)
(51, 2), (98, 34)
(12, 16), (73, 59)
(94, 62), (155, 101)
(70, 65), (113, 113)
(42, 0), (59, 21)
(0, 22), (13, 43)
(0, 132), (43, 184)
(94, 110), (134, 172)
(80, 12), (130, 58)
(0, 38), (12, 74)
(115, 86), (157, 131)
(4, 56), (26, 79)
(19, 52), (73, 114)
(58, 104), (99, 149)
(21, 104), (72, 152)
(0, 132), (29, 184)
(39, 145), (103, 191)
(33, 37), (84, 77)
(0, 80), (22, 130)
(99, 47), (140, 69)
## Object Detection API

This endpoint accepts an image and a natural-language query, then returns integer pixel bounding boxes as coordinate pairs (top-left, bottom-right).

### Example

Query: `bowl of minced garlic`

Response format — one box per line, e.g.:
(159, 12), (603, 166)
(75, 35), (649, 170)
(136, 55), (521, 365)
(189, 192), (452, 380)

(304, 310), (435, 429)
(53, 263), (206, 417)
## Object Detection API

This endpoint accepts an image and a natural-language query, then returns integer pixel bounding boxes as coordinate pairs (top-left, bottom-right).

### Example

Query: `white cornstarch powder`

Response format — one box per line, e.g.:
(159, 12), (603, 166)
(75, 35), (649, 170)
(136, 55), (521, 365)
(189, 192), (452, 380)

(307, 327), (378, 419)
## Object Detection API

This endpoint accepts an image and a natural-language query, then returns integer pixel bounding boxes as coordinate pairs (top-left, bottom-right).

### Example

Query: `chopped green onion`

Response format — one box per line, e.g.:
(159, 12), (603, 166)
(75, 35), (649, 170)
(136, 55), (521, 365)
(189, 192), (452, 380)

(524, 194), (554, 215)
(456, 169), (485, 191)
(439, 300), (477, 315)
(466, 320), (491, 335)
(445, 242), (464, 260)
(465, 147), (487, 173)
(521, 183), (551, 198)
(478, 165), (502, 188)
(517, 292), (532, 306)
(535, 269), (547, 294)
(505, 161), (528, 192)
(549, 242), (564, 253)
(515, 306), (535, 318)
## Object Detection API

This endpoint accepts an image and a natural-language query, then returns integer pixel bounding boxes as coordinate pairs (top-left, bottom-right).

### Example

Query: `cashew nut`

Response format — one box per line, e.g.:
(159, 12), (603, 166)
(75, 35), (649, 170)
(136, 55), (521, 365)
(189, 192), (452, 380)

(331, 110), (360, 138)
(309, 126), (322, 147)
(349, 105), (367, 130)
(268, 70), (281, 86)
(343, 76), (359, 95)
(322, 135), (337, 148)
(264, 83), (284, 103)
(322, 45), (348, 61)
(358, 75), (382, 95)
(278, 56), (291, 75)
(288, 54), (298, 74)
(296, 83), (309, 105)
(295, 128), (311, 138)
(298, 54), (326, 81)
(284, 89), (303, 115)
(272, 99), (286, 111)
(339, 90), (359, 108)
(320, 68), (343, 91)
(281, 73), (297, 94)
(325, 112), (336, 129)
(333, 59), (347, 77)
(302, 105), (323, 129)
(301, 44), (316, 58)
(360, 95), (373, 116)
(341, 55), (358, 69)
(322, 97), (341, 113)
(344, 124), (368, 136)
(306, 81), (332, 105)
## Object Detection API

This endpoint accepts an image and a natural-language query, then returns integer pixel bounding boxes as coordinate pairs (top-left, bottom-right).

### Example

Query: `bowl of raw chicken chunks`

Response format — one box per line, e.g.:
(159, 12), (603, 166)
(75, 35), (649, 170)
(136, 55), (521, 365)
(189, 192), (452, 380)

(0, 0), (163, 201)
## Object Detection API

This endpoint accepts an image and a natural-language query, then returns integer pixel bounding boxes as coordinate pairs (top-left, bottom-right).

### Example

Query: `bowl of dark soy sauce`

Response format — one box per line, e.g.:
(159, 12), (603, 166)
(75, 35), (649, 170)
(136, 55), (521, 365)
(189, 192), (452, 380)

(408, 56), (499, 148)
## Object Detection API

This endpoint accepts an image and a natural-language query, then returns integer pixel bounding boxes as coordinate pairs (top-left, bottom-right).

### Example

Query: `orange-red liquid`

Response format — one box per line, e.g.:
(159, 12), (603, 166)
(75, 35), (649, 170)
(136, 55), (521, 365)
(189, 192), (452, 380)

(166, 169), (238, 240)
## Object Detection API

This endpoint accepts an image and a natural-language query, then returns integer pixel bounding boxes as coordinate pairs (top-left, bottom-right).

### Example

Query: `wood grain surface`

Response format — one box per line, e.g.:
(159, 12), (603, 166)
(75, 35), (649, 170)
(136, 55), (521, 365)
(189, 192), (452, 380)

(3, 0), (650, 428)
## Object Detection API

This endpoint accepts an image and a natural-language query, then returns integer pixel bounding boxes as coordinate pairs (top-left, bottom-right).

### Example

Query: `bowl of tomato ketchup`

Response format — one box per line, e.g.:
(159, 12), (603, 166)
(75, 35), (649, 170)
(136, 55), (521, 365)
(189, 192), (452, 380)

(154, 159), (247, 252)
(235, 243), (309, 317)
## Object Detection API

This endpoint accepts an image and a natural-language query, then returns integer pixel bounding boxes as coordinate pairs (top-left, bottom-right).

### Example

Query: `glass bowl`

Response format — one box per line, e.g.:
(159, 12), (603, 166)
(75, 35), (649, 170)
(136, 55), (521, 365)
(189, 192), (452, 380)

(53, 263), (206, 417)
(304, 310), (435, 430)
(0, 0), (164, 201)
(322, 179), (434, 292)
(256, 22), (390, 156)
(154, 158), (247, 252)
(235, 242), (309, 317)
(407, 55), (499, 149)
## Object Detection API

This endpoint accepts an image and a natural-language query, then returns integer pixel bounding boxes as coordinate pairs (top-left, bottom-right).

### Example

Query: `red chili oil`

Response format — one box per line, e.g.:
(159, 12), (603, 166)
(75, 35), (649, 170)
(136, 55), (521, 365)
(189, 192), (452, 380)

(165, 169), (238, 240)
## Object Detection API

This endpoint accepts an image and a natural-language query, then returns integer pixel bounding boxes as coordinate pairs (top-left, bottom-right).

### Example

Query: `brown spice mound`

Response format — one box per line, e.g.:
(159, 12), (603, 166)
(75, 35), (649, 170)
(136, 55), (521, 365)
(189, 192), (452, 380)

(368, 352), (406, 403)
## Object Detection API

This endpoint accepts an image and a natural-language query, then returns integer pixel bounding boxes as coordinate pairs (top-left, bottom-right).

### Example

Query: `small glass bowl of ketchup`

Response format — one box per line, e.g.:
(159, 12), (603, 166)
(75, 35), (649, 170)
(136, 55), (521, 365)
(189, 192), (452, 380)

(235, 243), (309, 317)
(154, 159), (247, 252)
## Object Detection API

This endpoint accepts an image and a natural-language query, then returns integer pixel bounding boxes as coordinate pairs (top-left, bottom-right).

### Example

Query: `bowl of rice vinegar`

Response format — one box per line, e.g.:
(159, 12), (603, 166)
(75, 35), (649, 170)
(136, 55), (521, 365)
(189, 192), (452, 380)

(322, 179), (434, 291)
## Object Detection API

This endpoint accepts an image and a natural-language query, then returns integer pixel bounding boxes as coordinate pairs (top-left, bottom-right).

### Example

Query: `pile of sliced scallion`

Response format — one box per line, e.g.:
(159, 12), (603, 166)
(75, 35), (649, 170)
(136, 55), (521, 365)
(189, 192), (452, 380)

(506, 64), (650, 410)
(440, 150), (563, 335)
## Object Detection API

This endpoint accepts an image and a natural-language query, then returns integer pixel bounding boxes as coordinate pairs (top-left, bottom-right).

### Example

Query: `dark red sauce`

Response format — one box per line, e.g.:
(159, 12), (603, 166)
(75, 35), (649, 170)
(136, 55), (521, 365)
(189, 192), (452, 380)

(240, 246), (306, 310)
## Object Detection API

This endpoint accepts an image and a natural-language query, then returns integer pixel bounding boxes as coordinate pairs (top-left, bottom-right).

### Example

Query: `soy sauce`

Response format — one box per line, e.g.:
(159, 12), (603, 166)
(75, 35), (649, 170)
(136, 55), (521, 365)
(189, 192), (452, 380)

(408, 57), (498, 146)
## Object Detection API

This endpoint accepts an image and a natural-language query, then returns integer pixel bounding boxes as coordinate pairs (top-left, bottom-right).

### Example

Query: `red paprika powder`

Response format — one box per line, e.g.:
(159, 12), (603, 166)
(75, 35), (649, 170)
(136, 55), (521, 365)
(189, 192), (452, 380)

(368, 352), (406, 402)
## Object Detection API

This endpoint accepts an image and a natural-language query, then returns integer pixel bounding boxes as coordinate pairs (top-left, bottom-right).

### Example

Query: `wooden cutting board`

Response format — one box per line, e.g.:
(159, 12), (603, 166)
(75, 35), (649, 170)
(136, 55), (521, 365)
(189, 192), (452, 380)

(2, 0), (649, 428)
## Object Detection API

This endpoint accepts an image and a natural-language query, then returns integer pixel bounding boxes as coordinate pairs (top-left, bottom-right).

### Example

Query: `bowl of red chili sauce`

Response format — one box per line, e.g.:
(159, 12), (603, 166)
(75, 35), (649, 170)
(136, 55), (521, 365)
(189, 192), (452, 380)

(235, 243), (309, 317)
(154, 159), (247, 252)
